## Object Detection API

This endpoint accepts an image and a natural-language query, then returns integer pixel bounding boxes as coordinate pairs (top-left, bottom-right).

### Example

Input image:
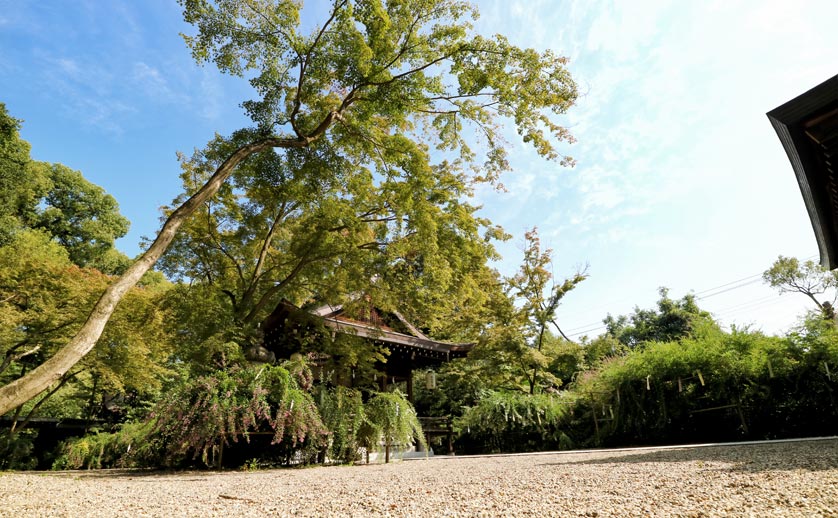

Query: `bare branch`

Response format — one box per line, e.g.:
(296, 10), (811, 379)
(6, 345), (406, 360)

(9, 370), (77, 436)
(0, 345), (41, 376)
(290, 0), (348, 136)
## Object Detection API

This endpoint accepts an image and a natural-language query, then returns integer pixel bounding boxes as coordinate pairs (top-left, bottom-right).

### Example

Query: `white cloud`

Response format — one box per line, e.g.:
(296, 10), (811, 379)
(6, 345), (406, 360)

(37, 54), (131, 134)
(199, 69), (224, 120)
(470, 0), (838, 336)
(73, 97), (135, 136)
(56, 58), (80, 77)
(132, 61), (189, 104)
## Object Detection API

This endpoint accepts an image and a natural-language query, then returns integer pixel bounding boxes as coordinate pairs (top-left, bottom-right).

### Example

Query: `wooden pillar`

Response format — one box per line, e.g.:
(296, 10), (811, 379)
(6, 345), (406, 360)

(736, 396), (749, 435)
(446, 417), (454, 455)
(591, 394), (600, 443)
(218, 439), (224, 470)
(407, 366), (414, 404)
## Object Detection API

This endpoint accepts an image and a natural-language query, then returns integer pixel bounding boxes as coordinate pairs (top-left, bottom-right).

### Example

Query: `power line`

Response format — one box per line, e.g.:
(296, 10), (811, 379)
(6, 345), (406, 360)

(564, 278), (766, 337)
(558, 254), (819, 339)
(713, 295), (779, 315)
(693, 273), (763, 296)
(568, 296), (790, 339)
(715, 297), (791, 319)
(565, 318), (609, 333)
(568, 324), (606, 338)
(696, 278), (762, 300)
(562, 279), (764, 333)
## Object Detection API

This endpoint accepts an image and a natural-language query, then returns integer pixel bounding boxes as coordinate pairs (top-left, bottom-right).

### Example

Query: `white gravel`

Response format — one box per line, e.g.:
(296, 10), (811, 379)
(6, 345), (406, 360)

(1, 438), (836, 517)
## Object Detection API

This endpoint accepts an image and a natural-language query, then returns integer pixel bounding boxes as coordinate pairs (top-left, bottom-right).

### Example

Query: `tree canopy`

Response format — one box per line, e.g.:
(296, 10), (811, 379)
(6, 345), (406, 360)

(763, 255), (838, 320)
(0, 0), (579, 414)
(0, 104), (172, 418)
(603, 288), (718, 348)
(0, 103), (130, 273)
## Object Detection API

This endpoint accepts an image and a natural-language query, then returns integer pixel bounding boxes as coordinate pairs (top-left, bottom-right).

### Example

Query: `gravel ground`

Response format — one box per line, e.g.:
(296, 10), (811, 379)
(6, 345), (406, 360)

(1, 438), (836, 517)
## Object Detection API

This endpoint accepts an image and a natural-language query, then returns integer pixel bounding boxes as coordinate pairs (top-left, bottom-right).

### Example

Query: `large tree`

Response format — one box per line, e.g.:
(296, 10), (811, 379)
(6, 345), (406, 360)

(0, 0), (577, 415)
(158, 129), (501, 346)
(0, 103), (130, 274)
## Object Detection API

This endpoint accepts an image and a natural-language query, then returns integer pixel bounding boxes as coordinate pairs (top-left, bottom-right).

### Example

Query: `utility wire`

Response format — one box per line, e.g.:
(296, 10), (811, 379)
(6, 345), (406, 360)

(565, 318), (610, 333)
(568, 324), (606, 338)
(696, 278), (762, 300)
(715, 297), (790, 319)
(713, 295), (778, 315)
(559, 255), (818, 339)
(693, 273), (763, 296)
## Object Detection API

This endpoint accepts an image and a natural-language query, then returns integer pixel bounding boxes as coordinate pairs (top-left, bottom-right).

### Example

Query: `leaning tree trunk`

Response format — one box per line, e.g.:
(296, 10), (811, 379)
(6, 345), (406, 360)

(0, 136), (304, 415)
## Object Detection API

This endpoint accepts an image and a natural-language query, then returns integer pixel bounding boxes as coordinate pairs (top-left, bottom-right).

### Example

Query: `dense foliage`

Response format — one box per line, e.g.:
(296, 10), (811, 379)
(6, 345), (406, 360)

(55, 366), (432, 469)
(3, 0), (836, 470)
(315, 385), (367, 464)
(56, 362), (328, 469)
(359, 391), (426, 459)
(418, 287), (837, 454)
(457, 390), (575, 453)
(602, 288), (718, 348)
(574, 318), (838, 446)
(52, 421), (159, 470)
(149, 362), (328, 466)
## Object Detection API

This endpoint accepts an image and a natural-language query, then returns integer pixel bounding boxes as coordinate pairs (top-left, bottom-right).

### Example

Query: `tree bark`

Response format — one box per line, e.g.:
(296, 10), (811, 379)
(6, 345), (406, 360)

(10, 372), (75, 437)
(0, 136), (292, 415)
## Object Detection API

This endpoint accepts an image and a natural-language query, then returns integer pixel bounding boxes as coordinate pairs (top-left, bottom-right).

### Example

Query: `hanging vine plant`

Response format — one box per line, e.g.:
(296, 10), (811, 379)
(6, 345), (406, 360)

(148, 363), (327, 466)
(314, 385), (366, 464)
(457, 390), (575, 453)
(358, 391), (426, 462)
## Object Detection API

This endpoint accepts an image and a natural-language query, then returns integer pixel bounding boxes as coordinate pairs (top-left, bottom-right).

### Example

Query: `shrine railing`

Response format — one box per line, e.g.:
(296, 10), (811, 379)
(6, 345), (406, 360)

(418, 416), (455, 455)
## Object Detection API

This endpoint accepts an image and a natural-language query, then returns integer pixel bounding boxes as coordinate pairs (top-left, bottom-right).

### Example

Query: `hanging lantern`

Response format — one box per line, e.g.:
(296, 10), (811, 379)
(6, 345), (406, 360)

(425, 370), (437, 390)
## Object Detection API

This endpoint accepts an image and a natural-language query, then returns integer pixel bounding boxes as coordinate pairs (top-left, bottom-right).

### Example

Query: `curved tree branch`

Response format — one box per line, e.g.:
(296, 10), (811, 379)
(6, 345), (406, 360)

(0, 128), (334, 414)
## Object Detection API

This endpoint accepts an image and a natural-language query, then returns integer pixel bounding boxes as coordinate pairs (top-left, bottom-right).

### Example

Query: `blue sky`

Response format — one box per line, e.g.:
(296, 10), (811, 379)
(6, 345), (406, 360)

(2, 0), (837, 337)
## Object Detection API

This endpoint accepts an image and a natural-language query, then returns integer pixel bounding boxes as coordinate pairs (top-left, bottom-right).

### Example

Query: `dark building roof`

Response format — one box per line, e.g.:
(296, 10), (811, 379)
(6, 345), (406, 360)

(767, 74), (838, 268)
(262, 300), (473, 362)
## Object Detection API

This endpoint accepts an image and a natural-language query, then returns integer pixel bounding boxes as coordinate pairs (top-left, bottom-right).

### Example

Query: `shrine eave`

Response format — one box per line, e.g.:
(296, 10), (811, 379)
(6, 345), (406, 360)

(322, 318), (473, 358)
(767, 74), (838, 269)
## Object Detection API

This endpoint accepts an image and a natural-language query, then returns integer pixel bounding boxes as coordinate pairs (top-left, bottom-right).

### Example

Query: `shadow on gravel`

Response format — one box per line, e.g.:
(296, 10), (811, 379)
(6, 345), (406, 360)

(545, 439), (838, 474)
(34, 464), (315, 479)
(45, 469), (217, 480)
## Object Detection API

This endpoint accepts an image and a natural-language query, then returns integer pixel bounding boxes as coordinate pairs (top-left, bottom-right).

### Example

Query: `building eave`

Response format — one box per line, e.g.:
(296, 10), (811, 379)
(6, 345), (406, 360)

(322, 317), (474, 357)
(767, 74), (838, 269)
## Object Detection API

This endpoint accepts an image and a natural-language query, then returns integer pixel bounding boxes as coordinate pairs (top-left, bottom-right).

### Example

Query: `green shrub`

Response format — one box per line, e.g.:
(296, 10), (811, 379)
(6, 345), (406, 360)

(457, 390), (575, 453)
(149, 363), (327, 466)
(0, 430), (38, 470)
(315, 385), (365, 464)
(55, 362), (331, 469)
(571, 324), (838, 445)
(358, 391), (426, 458)
(52, 421), (160, 470)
